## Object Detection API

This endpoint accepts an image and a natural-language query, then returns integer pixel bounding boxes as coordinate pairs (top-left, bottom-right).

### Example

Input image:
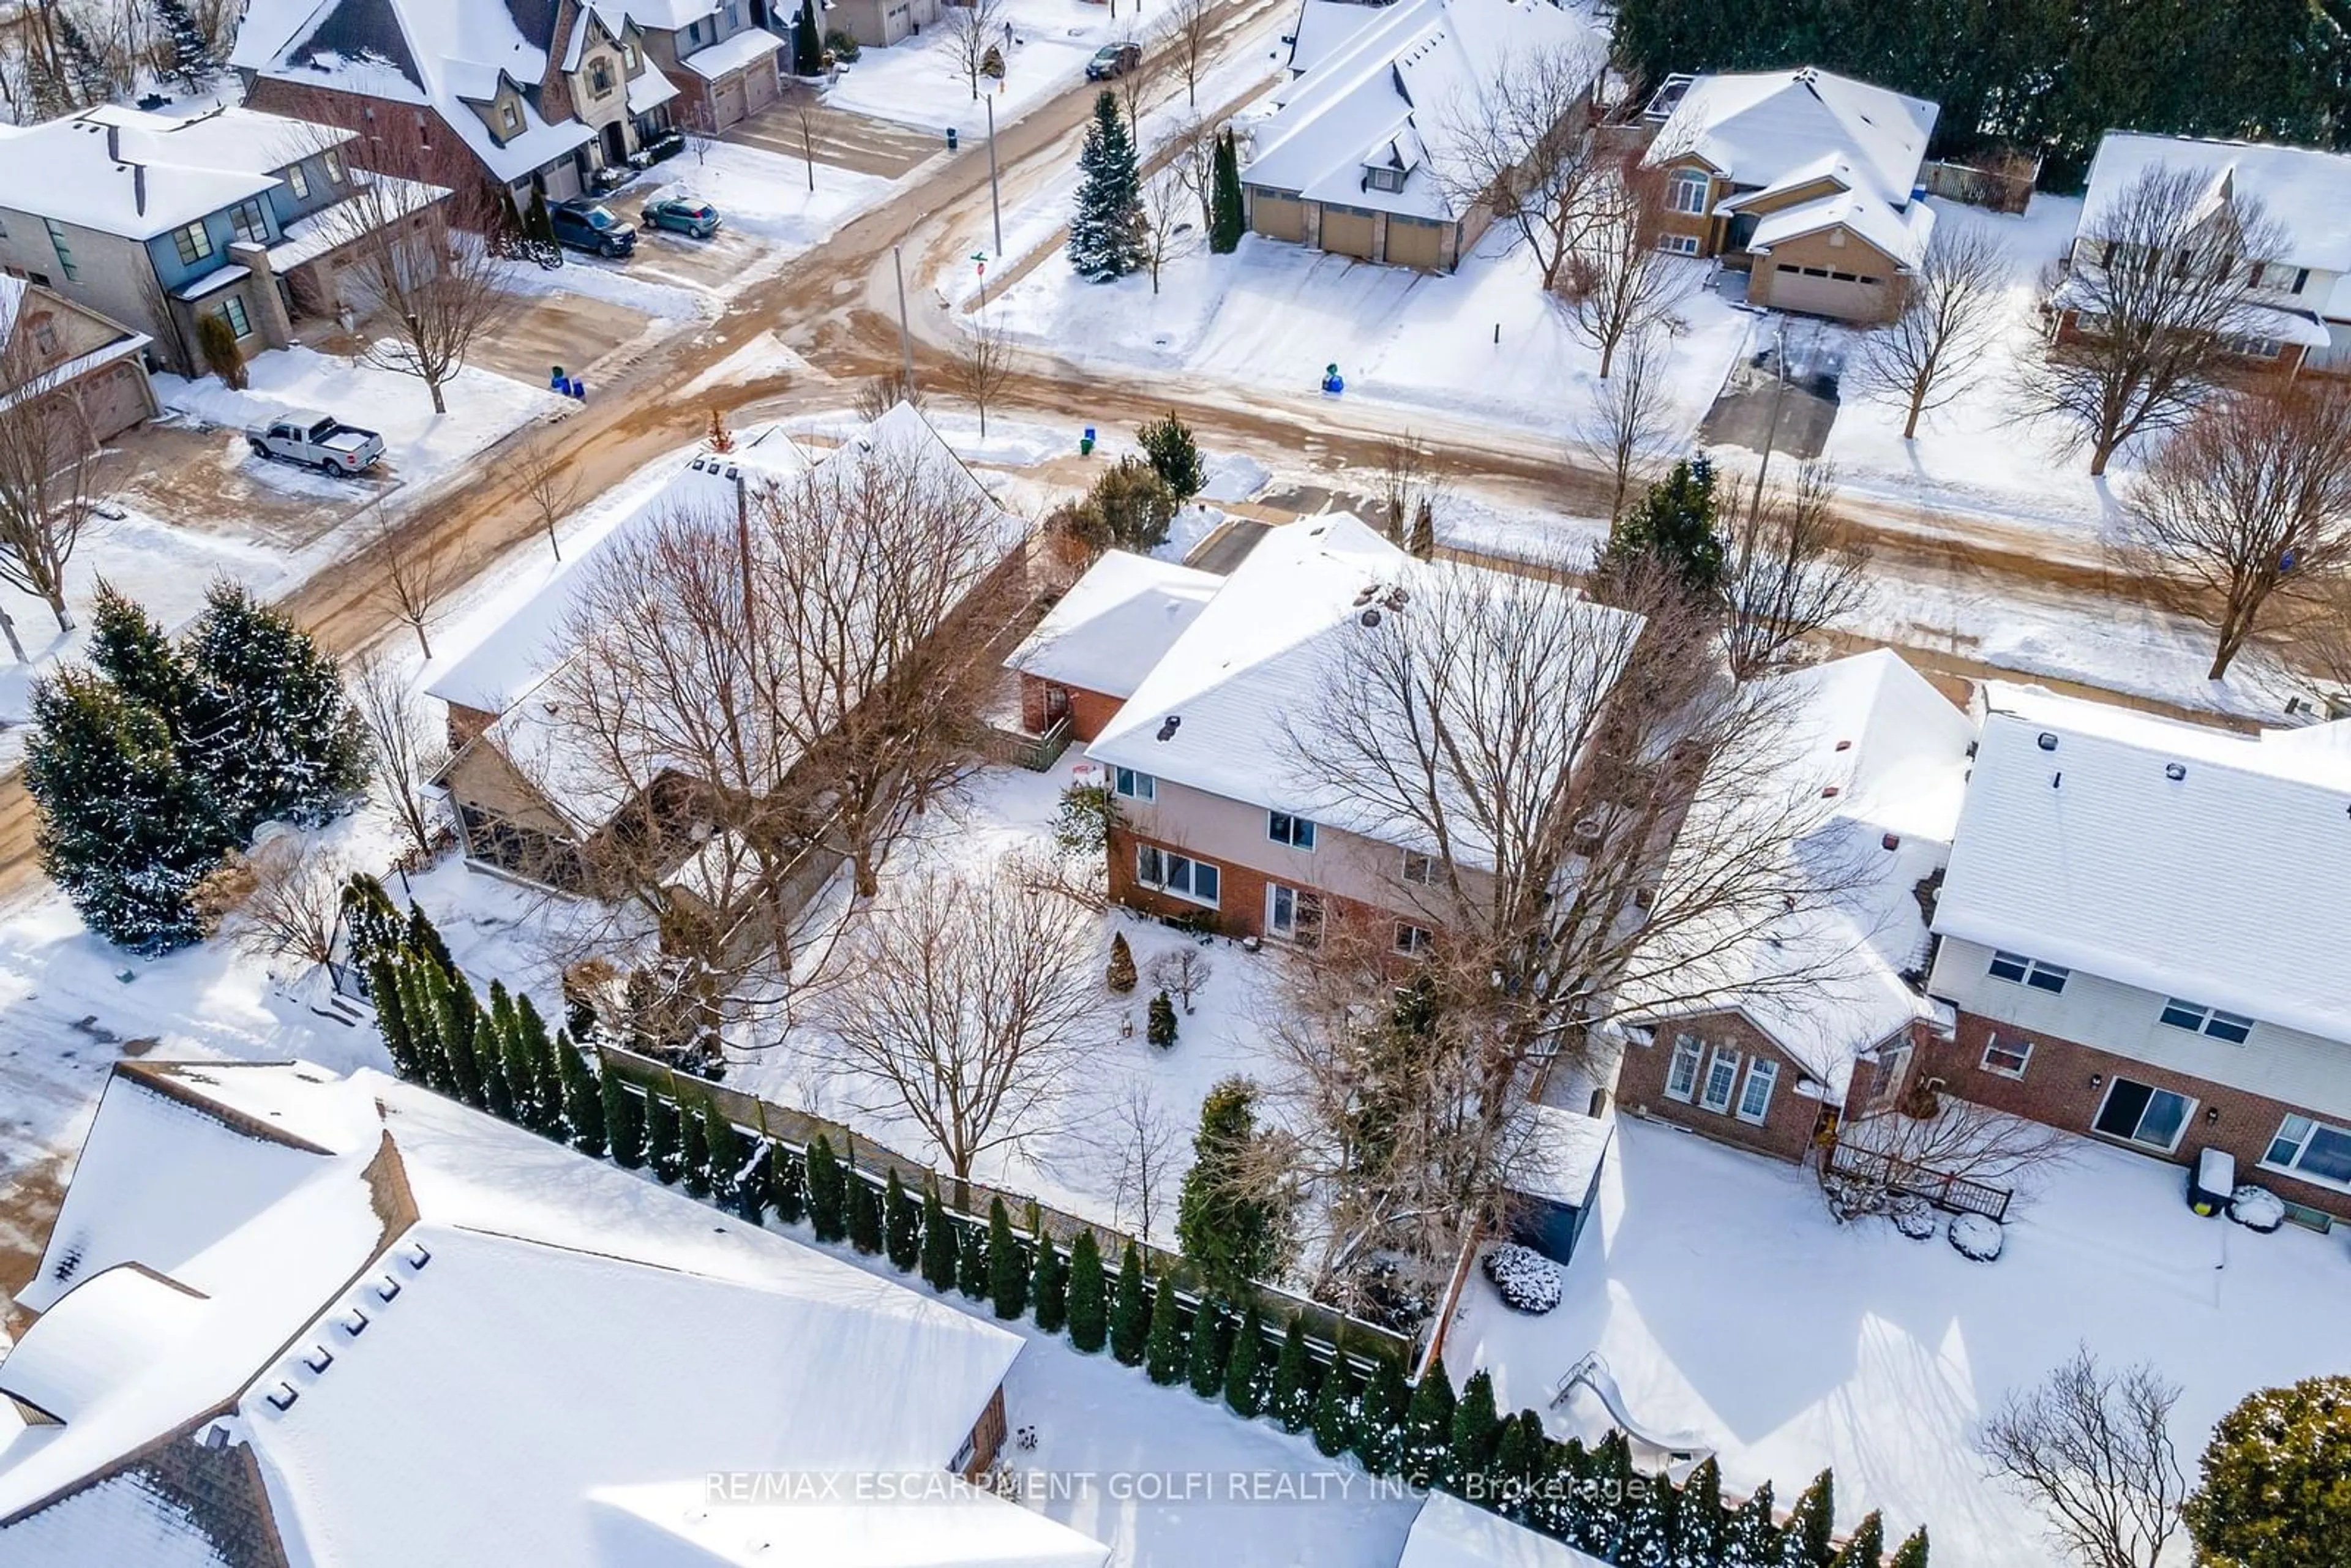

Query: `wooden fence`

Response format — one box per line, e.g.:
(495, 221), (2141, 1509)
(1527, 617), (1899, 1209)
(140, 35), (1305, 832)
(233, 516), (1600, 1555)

(1823, 1138), (2013, 1223)
(594, 1041), (1417, 1370)
(1921, 155), (2041, 216)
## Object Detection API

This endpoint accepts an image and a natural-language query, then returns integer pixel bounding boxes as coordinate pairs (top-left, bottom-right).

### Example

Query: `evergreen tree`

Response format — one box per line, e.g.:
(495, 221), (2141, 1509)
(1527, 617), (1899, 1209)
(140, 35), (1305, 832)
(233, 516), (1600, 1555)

(1723, 1481), (1782, 1568)
(1886, 1526), (1928, 1568)
(1147, 988), (1177, 1048)
(703, 1099), (745, 1206)
(1109, 1239), (1149, 1365)
(1579, 1433), (1634, 1558)
(406, 904), (457, 977)
(646, 1095), (683, 1184)
(1269, 1315), (1318, 1433)
(1450, 1369), (1504, 1489)
(1185, 1297), (1226, 1398)
(1176, 1076), (1288, 1299)
(1409, 497), (1436, 560)
(1354, 1355), (1411, 1476)
(804, 1135), (847, 1241)
(1401, 1357), (1457, 1487)
(432, 968), (486, 1109)
(735, 1142), (770, 1224)
(25, 670), (225, 953)
(1311, 1357), (1360, 1457)
(398, 963), (448, 1093)
(525, 187), (556, 246)
(1068, 91), (1145, 280)
(2186, 1376), (2351, 1568)
(1067, 1229), (1108, 1351)
(518, 995), (567, 1137)
(847, 1171), (882, 1252)
(154, 0), (215, 88)
(602, 1073), (644, 1168)
(1620, 1471), (1680, 1567)
(1782, 1470), (1836, 1567)
(680, 1105), (712, 1198)
(884, 1169), (920, 1270)
(1607, 456), (1725, 595)
(1209, 129), (1244, 254)
(1031, 1227), (1067, 1332)
(1224, 1302), (1265, 1417)
(86, 582), (191, 733)
(988, 1198), (1027, 1318)
(1490, 1412), (1543, 1518)
(1136, 413), (1206, 500)
(1677, 1457), (1729, 1567)
(921, 1185), (961, 1291)
(1143, 1271), (1187, 1385)
(1828, 1511), (1886, 1568)
(482, 982), (524, 1123)
(770, 1145), (807, 1225)
(180, 580), (369, 836)
(956, 1219), (989, 1299)
(1526, 1439), (1589, 1540)
(369, 955), (418, 1079)
(558, 1032), (604, 1155)
(1106, 931), (1137, 992)
(790, 0), (822, 74)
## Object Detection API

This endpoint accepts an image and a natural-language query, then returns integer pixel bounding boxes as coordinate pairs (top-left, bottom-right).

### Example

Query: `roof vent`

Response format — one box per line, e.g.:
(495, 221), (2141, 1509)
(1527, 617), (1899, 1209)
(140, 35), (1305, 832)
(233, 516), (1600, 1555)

(2164, 762), (2186, 781)
(405, 1241), (431, 1270)
(1834, 738), (1852, 752)
(2036, 732), (2058, 751)
(302, 1345), (334, 1375)
(339, 1308), (369, 1337)
(264, 1382), (299, 1412)
(1820, 784), (1840, 797)
(1360, 608), (1382, 628)
(373, 1275), (401, 1302)
(1881, 832), (1900, 850)
(1155, 715), (1181, 742)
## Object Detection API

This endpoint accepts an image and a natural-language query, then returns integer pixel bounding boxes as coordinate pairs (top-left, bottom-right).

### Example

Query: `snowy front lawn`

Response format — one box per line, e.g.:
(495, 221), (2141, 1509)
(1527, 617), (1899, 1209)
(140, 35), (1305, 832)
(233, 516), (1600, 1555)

(826, 0), (1142, 136)
(1444, 1116), (2351, 1567)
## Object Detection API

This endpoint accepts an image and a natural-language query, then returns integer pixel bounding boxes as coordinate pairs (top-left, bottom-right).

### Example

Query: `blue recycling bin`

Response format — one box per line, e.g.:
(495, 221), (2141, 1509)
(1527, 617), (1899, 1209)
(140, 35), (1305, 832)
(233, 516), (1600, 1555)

(947, 127), (960, 151)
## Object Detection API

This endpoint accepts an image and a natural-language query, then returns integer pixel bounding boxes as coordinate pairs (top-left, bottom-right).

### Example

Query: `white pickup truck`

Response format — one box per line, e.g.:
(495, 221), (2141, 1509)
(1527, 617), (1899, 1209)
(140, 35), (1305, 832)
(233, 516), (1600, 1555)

(243, 410), (385, 475)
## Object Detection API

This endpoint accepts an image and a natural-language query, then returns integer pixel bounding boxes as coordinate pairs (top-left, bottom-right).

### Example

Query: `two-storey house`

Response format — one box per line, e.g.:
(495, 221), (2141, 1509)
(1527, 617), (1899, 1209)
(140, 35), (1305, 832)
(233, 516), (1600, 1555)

(1926, 686), (2351, 1220)
(0, 105), (446, 375)
(626, 0), (789, 133)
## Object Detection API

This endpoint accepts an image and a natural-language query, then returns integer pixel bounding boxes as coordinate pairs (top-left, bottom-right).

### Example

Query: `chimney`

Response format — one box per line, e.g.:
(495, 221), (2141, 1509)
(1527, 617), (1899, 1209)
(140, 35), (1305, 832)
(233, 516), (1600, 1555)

(132, 163), (147, 218)
(105, 123), (119, 163)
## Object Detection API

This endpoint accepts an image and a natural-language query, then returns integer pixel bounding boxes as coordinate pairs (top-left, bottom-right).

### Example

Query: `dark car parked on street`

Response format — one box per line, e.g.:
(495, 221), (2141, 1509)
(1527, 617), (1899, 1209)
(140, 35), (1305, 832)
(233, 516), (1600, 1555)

(1086, 42), (1142, 79)
(551, 199), (637, 258)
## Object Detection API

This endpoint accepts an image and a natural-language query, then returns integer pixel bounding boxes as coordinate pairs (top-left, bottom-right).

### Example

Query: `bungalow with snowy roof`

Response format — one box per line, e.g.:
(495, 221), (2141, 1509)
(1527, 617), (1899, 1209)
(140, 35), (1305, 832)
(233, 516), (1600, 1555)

(1638, 66), (1938, 323)
(1241, 0), (1605, 271)
(0, 1059), (1108, 1568)
(1921, 686), (2351, 1222)
(1003, 549), (1222, 744)
(0, 104), (448, 375)
(1607, 650), (1976, 1163)
(2057, 132), (2351, 374)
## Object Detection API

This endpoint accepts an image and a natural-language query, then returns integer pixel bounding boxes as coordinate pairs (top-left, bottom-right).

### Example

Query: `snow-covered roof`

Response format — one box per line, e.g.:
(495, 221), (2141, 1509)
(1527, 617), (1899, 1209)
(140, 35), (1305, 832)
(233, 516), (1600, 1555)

(0, 1061), (1106, 1568)
(264, 173), (451, 271)
(1935, 685), (2351, 1045)
(1005, 550), (1223, 698)
(2077, 132), (2351, 277)
(1614, 650), (1976, 1091)
(679, 23), (784, 80)
(0, 105), (339, 241)
(1647, 67), (1937, 210)
(1284, 0), (1389, 76)
(1749, 186), (1937, 268)
(1400, 1491), (1611, 1568)
(1245, 0), (1604, 224)
(1507, 1105), (1614, 1209)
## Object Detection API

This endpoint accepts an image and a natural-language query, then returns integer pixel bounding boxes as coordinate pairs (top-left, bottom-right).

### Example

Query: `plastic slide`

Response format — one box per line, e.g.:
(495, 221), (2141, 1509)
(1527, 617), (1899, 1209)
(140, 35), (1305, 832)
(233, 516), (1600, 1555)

(1550, 1352), (1714, 1462)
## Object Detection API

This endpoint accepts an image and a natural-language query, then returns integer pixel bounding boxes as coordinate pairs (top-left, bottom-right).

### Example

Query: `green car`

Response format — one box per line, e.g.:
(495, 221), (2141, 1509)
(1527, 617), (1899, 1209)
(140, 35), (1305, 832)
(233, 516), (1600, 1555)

(641, 196), (724, 239)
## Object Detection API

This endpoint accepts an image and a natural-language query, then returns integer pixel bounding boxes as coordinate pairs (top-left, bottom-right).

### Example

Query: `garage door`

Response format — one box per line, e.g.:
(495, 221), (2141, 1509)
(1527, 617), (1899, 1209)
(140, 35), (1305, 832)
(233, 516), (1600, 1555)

(712, 75), (748, 130)
(1251, 193), (1305, 242)
(1321, 209), (1375, 259)
(744, 58), (781, 114)
(1384, 218), (1444, 269)
(1763, 263), (1889, 323)
(76, 363), (150, 442)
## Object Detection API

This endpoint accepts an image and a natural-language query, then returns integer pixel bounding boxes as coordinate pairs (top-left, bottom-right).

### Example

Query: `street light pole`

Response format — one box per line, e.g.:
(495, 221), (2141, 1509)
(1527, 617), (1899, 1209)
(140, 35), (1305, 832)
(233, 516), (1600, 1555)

(984, 92), (1003, 259)
(892, 242), (915, 391)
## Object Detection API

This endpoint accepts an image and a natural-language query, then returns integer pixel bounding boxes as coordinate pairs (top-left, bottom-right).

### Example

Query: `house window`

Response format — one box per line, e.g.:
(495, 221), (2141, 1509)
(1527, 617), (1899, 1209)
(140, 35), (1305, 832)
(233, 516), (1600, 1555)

(29, 316), (56, 356)
(590, 59), (615, 97)
(1364, 166), (1404, 193)
(1665, 1035), (1702, 1101)
(2158, 999), (2254, 1044)
(1267, 811), (1315, 850)
(230, 198), (269, 244)
(324, 148), (347, 184)
(501, 102), (522, 132)
(1987, 950), (2069, 993)
(2221, 334), (2282, 359)
(1136, 845), (1218, 907)
(1736, 1060), (1778, 1124)
(1401, 850), (1437, 886)
(2291, 266), (2310, 294)
(726, 1), (742, 23)
(1394, 922), (1434, 957)
(1698, 1046), (1741, 1113)
(1112, 767), (1154, 801)
(286, 162), (310, 200)
(1666, 169), (1709, 215)
(217, 295), (252, 339)
(2091, 1078), (2194, 1153)
(686, 19), (703, 43)
(1979, 1034), (2033, 1078)
(2263, 1114), (2351, 1188)
(171, 220), (214, 265)
(1658, 233), (1699, 256)
(626, 40), (642, 69)
(42, 219), (76, 282)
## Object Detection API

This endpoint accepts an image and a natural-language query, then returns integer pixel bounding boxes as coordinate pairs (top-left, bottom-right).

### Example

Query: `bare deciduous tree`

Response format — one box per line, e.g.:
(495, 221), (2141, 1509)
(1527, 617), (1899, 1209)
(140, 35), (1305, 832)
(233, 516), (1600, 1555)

(509, 423), (580, 560)
(1824, 1092), (2072, 1221)
(1160, 0), (1212, 107)
(853, 370), (923, 419)
(946, 0), (1008, 100)
(1855, 220), (2009, 440)
(1104, 1078), (1182, 1239)
(949, 312), (1015, 438)
(1979, 1345), (2186, 1568)
(228, 835), (349, 969)
(368, 504), (454, 659)
(1436, 43), (1608, 290)
(1146, 945), (1212, 1013)
(1171, 114), (1219, 228)
(2020, 166), (2288, 476)
(1720, 460), (1872, 677)
(1116, 36), (1166, 132)
(814, 856), (1100, 1201)
(0, 328), (110, 635)
(350, 647), (451, 865)
(1138, 169), (1192, 296)
(1373, 429), (1449, 546)
(1558, 157), (1694, 378)
(2120, 376), (2351, 680)
(1572, 326), (1679, 524)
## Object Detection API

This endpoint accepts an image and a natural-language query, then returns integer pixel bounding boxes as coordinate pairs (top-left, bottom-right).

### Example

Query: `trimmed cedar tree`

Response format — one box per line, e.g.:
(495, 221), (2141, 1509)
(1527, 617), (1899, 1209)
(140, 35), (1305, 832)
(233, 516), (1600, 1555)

(988, 1198), (1029, 1319)
(1887, 1527), (1929, 1568)
(884, 1169), (920, 1270)
(1723, 1480), (1782, 1567)
(1143, 1270), (1188, 1386)
(1031, 1228), (1068, 1334)
(1224, 1301), (1265, 1418)
(1147, 988), (1178, 1048)
(1401, 1357), (1457, 1488)
(1828, 1512), (1886, 1568)
(680, 1108), (712, 1199)
(1678, 1457), (1729, 1564)
(804, 1134), (846, 1242)
(645, 1095), (683, 1185)
(957, 1219), (989, 1300)
(1186, 1297), (1228, 1398)
(847, 1172), (883, 1255)
(1109, 1239), (1149, 1365)
(1354, 1357), (1412, 1476)
(1269, 1315), (1319, 1434)
(1450, 1368), (1504, 1487)
(1311, 1358), (1360, 1458)
(1106, 931), (1138, 992)
(921, 1184), (960, 1292)
(702, 1101), (745, 1204)
(2184, 1376), (2351, 1568)
(1783, 1469), (1837, 1567)
(1067, 1229), (1109, 1352)
(769, 1145), (807, 1226)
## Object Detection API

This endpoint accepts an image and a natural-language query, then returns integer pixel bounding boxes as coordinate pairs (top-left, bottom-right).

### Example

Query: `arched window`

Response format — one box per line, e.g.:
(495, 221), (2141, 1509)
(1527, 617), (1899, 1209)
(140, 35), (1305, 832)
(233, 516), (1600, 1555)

(1667, 169), (1710, 216)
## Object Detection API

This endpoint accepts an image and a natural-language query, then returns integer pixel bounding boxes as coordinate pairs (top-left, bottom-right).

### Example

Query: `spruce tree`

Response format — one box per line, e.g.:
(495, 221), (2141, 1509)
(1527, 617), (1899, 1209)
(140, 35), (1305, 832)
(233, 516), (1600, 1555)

(180, 580), (369, 836)
(804, 1135), (847, 1241)
(790, 0), (822, 75)
(1678, 1457), (1729, 1567)
(1828, 1511), (1886, 1568)
(1886, 1526), (1928, 1568)
(25, 669), (225, 954)
(646, 1095), (683, 1184)
(1209, 129), (1244, 254)
(1185, 1297), (1226, 1398)
(1105, 931), (1137, 992)
(1031, 1228), (1067, 1332)
(956, 1219), (989, 1299)
(680, 1105), (712, 1198)
(921, 1185), (960, 1291)
(1068, 91), (1144, 280)
(1354, 1355), (1410, 1475)
(1607, 456), (1725, 595)
(847, 1171), (882, 1251)
(987, 1197), (1027, 1318)
(1783, 1470), (1836, 1567)
(1401, 1357), (1457, 1487)
(1177, 1076), (1287, 1299)
(1620, 1471), (1679, 1566)
(1269, 1315), (1316, 1433)
(884, 1169), (920, 1270)
(1136, 413), (1205, 501)
(703, 1099), (745, 1205)
(770, 1145), (807, 1225)
(558, 1032), (604, 1155)
(1147, 989), (1177, 1048)
(1311, 1357), (1360, 1457)
(1213, 1300), (1263, 1416)
(1143, 1271), (1187, 1385)
(86, 580), (191, 729)
(602, 1073), (645, 1168)
(1724, 1481), (1782, 1568)
(1450, 1368), (1504, 1489)
(1109, 1240), (1149, 1365)
(1067, 1229), (1108, 1351)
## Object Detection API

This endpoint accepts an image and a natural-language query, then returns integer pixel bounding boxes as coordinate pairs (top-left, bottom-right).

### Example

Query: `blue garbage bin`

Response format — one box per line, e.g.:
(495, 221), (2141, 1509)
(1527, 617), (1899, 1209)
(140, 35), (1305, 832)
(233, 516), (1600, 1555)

(947, 127), (960, 151)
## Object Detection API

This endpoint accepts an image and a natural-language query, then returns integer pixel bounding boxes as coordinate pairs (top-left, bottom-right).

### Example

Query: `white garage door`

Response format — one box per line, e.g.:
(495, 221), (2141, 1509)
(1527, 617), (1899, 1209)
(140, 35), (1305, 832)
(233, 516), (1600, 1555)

(1764, 263), (1889, 323)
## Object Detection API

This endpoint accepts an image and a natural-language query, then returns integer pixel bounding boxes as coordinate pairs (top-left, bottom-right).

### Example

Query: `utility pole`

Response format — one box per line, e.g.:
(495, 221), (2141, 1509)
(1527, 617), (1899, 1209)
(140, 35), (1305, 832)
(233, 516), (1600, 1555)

(892, 242), (915, 391)
(984, 92), (1003, 259)
(1749, 318), (1789, 523)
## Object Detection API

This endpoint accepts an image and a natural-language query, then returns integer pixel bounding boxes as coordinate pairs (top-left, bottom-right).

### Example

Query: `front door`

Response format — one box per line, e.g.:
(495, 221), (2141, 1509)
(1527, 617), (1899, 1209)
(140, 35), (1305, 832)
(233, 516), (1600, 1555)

(1265, 883), (1322, 945)
(602, 119), (629, 167)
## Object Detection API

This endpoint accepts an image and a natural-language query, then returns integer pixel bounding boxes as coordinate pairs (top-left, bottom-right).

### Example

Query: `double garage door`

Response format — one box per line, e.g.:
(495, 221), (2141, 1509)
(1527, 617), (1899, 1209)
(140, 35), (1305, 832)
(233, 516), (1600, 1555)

(1764, 261), (1890, 322)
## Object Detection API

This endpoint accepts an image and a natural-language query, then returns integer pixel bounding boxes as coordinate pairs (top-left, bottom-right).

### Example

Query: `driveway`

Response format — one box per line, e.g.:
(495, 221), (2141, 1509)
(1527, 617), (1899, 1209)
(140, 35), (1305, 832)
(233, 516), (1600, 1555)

(1698, 315), (1851, 462)
(727, 85), (943, 179)
(111, 421), (389, 550)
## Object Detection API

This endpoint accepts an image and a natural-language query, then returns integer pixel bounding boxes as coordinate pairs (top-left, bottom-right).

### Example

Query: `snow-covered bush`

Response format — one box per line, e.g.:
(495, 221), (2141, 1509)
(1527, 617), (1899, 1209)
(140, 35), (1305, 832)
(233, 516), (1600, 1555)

(1948, 1212), (2004, 1262)
(2227, 1184), (2285, 1233)
(1890, 1193), (1938, 1240)
(1482, 1243), (1563, 1314)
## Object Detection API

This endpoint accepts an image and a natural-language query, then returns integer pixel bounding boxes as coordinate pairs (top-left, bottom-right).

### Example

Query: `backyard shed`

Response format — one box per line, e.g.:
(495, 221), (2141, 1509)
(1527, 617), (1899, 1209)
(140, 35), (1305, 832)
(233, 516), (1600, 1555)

(1505, 1105), (1614, 1265)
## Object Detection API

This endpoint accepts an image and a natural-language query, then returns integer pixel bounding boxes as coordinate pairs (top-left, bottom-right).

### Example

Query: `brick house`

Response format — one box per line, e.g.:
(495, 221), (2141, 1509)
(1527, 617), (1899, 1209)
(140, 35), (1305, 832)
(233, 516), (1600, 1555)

(1003, 549), (1221, 743)
(615, 0), (789, 134)
(0, 279), (158, 446)
(1924, 686), (2351, 1220)
(1639, 67), (1938, 323)
(1609, 650), (1976, 1161)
